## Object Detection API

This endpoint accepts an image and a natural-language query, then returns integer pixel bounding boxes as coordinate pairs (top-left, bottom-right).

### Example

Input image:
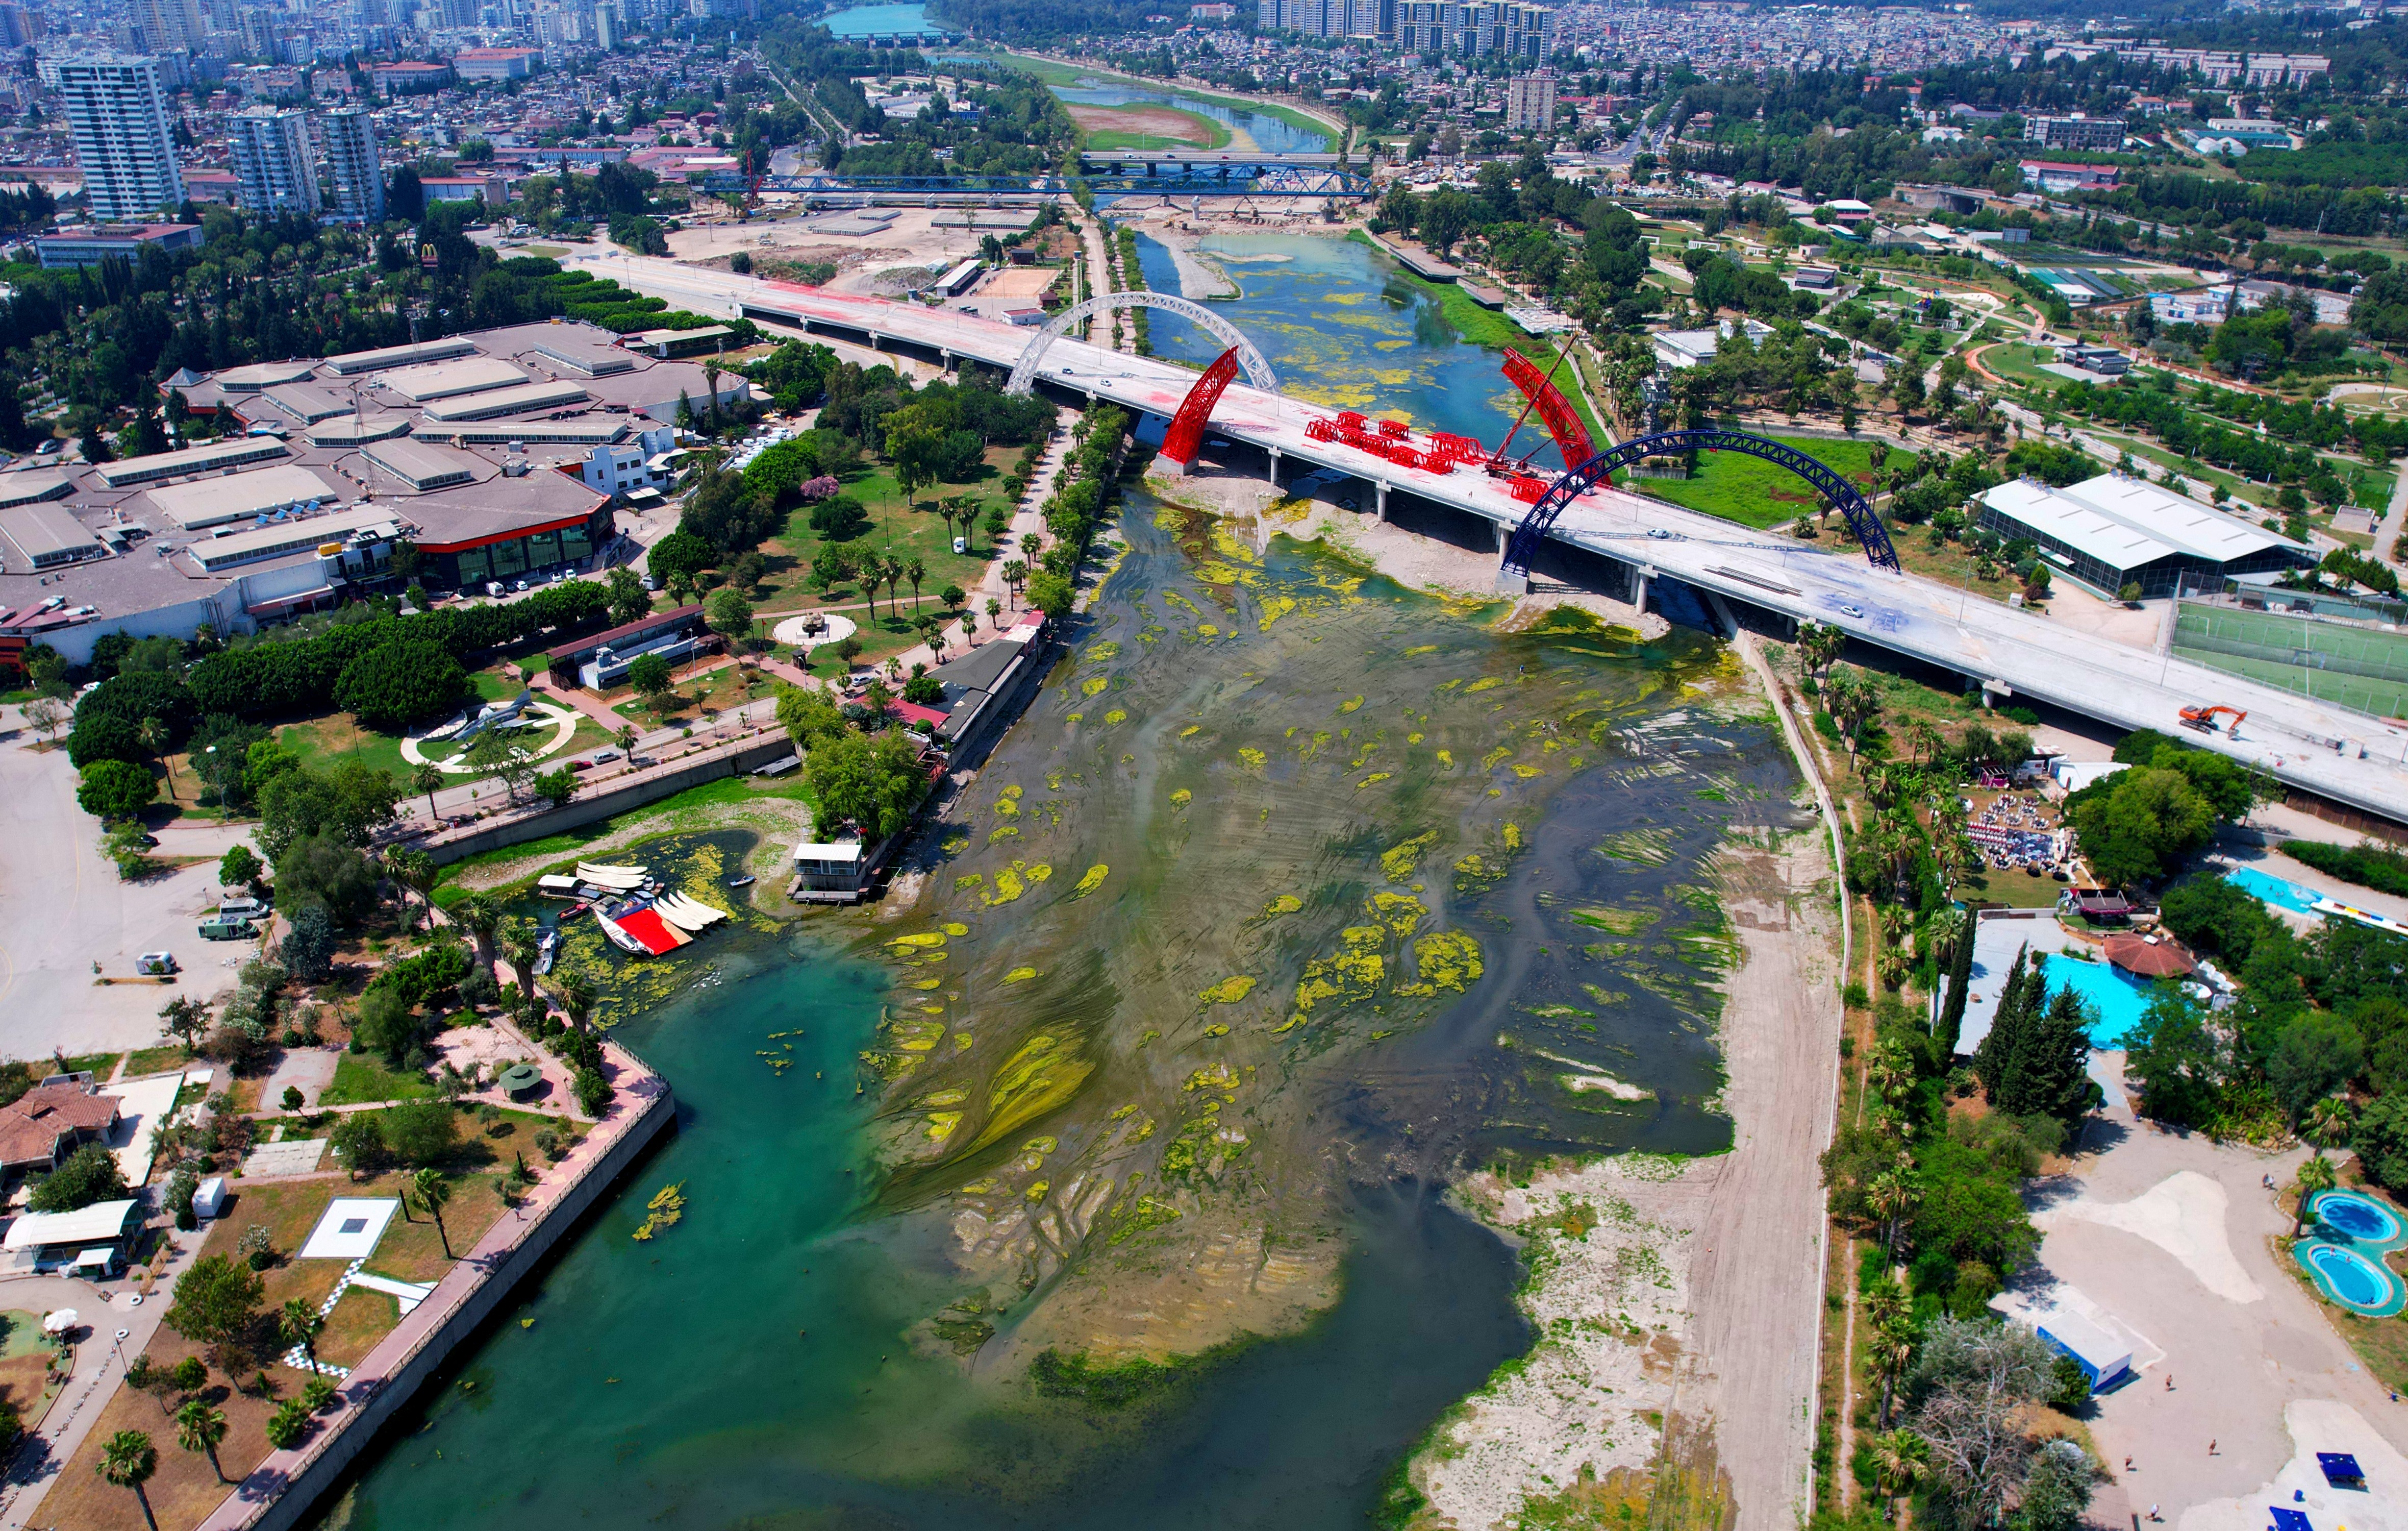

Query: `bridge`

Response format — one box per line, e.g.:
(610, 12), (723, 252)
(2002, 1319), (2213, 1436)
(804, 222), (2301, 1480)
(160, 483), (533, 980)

(569, 250), (2408, 827)
(740, 159), (1371, 201)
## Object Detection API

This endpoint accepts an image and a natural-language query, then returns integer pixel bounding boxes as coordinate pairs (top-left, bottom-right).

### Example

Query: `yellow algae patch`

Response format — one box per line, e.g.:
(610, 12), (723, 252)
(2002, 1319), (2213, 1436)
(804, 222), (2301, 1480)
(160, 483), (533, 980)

(1066, 713), (1085, 724)
(1085, 641), (1121, 660)
(1481, 746), (1513, 772)
(1081, 677), (1111, 697)
(1257, 595), (1297, 628)
(1399, 930), (1484, 995)
(969, 1033), (1095, 1150)
(1179, 725), (1202, 738)
(1338, 695), (1365, 713)
(1437, 749), (1454, 768)
(954, 873), (986, 891)
(942, 834), (970, 855)
(1169, 787), (1193, 806)
(889, 1017), (946, 1052)
(1239, 748), (1267, 770)
(1186, 1063), (1240, 1092)
(1105, 709), (1128, 725)
(1512, 764), (1544, 779)
(943, 923), (970, 937)
(1357, 773), (1391, 789)
(926, 1113), (963, 1142)
(1203, 1024), (1230, 1038)
(987, 866), (1027, 904)
(1503, 823), (1524, 850)
(1026, 1182), (1050, 1202)
(1263, 893), (1303, 917)
(1163, 589), (1200, 614)
(1196, 561), (1242, 583)
(1371, 891), (1428, 935)
(1071, 864), (1110, 899)
(1381, 832), (1438, 881)
(910, 977), (944, 991)
(1200, 975), (1257, 1005)
(1003, 966), (1041, 983)
(1026, 864), (1054, 882)
(955, 1032), (974, 1050)
(921, 1088), (968, 1107)
(888, 932), (947, 951)
(988, 826), (1021, 843)
(1022, 1135), (1058, 1155)
(1407, 732), (1424, 745)
(1466, 677), (1504, 694)
(1403, 644), (1438, 657)
(1197, 623), (1221, 637)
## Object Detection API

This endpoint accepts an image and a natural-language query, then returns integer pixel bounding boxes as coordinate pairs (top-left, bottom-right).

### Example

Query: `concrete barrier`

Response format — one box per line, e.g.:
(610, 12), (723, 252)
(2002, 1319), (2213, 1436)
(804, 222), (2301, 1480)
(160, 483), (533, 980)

(197, 1048), (675, 1530)
(422, 734), (799, 866)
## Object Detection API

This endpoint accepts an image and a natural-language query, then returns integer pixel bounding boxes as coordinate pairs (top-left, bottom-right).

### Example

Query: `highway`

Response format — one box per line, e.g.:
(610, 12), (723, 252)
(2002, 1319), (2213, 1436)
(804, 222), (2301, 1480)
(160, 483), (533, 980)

(570, 249), (2408, 825)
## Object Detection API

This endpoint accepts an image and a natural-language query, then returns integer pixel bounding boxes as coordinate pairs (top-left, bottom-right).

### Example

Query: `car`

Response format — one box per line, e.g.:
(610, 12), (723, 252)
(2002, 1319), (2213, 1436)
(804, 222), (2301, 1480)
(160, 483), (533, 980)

(569, 758), (593, 772)
(136, 952), (178, 976)
(1839, 604), (1865, 619)
(590, 748), (622, 764)
(35, 438), (61, 455)
(1646, 527), (1672, 539)
(197, 916), (254, 941)
(640, 575), (658, 592)
(136, 832), (159, 848)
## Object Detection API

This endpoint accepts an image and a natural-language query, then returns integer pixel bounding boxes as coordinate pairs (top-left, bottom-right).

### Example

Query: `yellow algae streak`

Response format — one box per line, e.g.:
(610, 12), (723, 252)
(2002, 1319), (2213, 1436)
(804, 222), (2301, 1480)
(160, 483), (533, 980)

(926, 1112), (963, 1142)
(888, 932), (947, 951)
(1381, 832), (1437, 881)
(1199, 975), (1257, 1004)
(1105, 709), (1129, 724)
(1003, 966), (1041, 983)
(1239, 748), (1267, 770)
(1262, 893), (1303, 917)
(1082, 677), (1111, 697)
(1403, 644), (1438, 657)
(1170, 787), (1193, 806)
(1338, 695), (1365, 713)
(1070, 864), (1110, 898)
(1179, 725), (1202, 738)
(969, 1033), (1095, 1150)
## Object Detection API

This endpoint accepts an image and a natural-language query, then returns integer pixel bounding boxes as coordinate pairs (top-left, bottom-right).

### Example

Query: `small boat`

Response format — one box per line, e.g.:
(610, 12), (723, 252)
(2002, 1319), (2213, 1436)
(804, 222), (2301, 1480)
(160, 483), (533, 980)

(727, 875), (756, 887)
(560, 900), (590, 921)
(535, 929), (560, 974)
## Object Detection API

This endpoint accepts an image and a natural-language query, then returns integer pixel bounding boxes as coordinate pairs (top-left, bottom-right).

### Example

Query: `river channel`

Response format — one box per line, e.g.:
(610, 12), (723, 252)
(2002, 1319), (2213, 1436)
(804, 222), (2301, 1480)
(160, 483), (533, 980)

(320, 250), (1793, 1530)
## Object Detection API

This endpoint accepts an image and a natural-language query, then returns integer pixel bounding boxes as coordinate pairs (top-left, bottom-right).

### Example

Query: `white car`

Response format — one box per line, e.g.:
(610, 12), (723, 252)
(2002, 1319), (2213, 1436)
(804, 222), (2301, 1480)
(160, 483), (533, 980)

(1839, 604), (1866, 619)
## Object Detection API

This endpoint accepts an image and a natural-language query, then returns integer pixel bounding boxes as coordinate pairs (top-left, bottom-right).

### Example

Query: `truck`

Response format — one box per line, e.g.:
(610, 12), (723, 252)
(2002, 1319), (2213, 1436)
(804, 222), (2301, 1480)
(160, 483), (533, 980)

(197, 916), (255, 941)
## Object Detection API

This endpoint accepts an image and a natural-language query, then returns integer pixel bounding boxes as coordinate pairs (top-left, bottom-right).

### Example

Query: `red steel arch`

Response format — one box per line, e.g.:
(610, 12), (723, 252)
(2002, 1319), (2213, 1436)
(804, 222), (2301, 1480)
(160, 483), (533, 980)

(1163, 347), (1241, 466)
(1500, 348), (1594, 470)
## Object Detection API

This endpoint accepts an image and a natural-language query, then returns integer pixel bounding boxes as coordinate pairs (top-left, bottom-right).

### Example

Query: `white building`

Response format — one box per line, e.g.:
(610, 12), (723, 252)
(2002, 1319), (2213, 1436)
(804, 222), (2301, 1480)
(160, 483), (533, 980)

(1506, 71), (1555, 132)
(49, 56), (184, 222)
(1650, 317), (1773, 369)
(580, 424), (679, 501)
(321, 107), (384, 225)
(228, 109), (320, 219)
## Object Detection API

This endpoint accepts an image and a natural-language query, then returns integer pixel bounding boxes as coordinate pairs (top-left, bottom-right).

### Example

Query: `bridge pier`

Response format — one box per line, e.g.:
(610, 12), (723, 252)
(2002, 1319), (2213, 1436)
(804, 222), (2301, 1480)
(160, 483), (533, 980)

(1492, 520), (1508, 553)
(1267, 446), (1282, 488)
(1374, 481), (1389, 523)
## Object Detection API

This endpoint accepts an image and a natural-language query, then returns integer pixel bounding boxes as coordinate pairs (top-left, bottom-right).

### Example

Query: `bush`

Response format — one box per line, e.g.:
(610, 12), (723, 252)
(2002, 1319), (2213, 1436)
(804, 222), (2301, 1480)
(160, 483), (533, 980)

(2287, 839), (2408, 900)
(808, 496), (869, 539)
(264, 1398), (313, 1449)
(385, 1099), (458, 1166)
(76, 758), (156, 821)
(28, 1141), (128, 1212)
(2354, 1093), (2408, 1190)
(333, 641), (472, 732)
(329, 1111), (388, 1178)
(277, 902), (339, 982)
(64, 713), (144, 769)
(574, 1067), (612, 1116)
(274, 832), (378, 927)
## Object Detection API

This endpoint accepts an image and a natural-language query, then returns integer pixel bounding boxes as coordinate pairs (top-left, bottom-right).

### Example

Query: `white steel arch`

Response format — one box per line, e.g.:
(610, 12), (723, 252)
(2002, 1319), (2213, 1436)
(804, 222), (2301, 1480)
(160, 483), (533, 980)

(1003, 291), (1278, 397)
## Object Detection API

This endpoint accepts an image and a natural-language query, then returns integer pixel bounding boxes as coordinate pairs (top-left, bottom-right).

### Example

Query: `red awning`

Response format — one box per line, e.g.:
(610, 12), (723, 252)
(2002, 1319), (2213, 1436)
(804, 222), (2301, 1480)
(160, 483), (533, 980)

(613, 907), (686, 955)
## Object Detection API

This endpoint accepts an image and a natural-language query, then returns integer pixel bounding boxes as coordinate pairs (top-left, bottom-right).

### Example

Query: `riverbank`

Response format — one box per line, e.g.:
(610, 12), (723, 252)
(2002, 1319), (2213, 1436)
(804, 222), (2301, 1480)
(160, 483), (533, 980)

(1002, 51), (1344, 149)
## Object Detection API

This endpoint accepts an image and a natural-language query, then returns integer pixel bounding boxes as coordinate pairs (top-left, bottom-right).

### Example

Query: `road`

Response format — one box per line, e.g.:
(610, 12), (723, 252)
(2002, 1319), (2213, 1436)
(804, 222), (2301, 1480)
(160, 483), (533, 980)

(575, 254), (2408, 825)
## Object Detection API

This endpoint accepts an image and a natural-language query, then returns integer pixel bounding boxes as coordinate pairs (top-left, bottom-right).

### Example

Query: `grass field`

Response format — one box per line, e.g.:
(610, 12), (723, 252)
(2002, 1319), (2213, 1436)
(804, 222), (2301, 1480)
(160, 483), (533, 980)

(431, 770), (819, 899)
(1073, 102), (1233, 153)
(755, 455), (1010, 620)
(1623, 433), (1882, 531)
(321, 1051), (440, 1106)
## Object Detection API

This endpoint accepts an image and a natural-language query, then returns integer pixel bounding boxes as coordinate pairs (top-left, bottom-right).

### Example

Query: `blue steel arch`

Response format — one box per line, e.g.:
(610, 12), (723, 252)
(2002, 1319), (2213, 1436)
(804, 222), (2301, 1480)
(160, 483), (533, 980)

(1499, 429), (1902, 581)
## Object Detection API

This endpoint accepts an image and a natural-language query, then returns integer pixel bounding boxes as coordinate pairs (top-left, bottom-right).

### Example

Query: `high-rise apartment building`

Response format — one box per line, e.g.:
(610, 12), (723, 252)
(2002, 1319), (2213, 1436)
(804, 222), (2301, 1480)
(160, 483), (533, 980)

(592, 2), (619, 47)
(229, 108), (321, 217)
(135, 0), (206, 52)
(0, 5), (42, 47)
(322, 106), (384, 224)
(1391, 0), (1551, 58)
(52, 55), (185, 221)
(1506, 70), (1554, 132)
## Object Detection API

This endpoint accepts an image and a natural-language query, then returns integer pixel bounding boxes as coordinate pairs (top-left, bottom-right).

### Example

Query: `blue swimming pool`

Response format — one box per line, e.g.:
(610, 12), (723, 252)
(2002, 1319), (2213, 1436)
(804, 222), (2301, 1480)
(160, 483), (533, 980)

(2225, 866), (2324, 915)
(2040, 954), (2154, 1047)
(2315, 1190), (2404, 1244)
(2302, 1244), (2402, 1316)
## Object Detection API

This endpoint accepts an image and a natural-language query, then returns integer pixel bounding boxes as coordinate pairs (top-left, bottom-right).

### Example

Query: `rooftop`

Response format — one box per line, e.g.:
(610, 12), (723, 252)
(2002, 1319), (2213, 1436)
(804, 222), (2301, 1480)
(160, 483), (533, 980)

(378, 356), (531, 403)
(142, 464), (344, 530)
(1981, 473), (2299, 571)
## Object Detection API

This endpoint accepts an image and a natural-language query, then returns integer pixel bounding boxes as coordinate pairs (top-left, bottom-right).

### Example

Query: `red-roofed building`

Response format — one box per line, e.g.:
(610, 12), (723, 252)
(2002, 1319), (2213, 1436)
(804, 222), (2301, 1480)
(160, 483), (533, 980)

(0, 1082), (122, 1175)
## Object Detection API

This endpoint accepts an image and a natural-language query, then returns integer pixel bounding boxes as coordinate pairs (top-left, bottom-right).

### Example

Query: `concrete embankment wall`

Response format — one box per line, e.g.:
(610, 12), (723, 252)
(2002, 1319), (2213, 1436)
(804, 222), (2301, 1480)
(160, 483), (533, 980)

(423, 735), (798, 866)
(210, 1072), (675, 1531)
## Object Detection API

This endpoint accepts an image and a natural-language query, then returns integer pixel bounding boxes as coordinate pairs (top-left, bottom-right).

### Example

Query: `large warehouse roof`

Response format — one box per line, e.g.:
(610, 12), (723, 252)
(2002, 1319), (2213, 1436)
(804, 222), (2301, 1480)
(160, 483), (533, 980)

(143, 464), (344, 530)
(1979, 474), (2296, 573)
(378, 356), (531, 402)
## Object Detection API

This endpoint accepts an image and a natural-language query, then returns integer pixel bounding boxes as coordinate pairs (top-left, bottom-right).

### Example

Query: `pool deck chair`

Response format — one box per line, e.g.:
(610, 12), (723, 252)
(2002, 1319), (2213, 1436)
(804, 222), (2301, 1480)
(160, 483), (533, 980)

(2271, 1508), (2314, 1531)
(2316, 1452), (2366, 1487)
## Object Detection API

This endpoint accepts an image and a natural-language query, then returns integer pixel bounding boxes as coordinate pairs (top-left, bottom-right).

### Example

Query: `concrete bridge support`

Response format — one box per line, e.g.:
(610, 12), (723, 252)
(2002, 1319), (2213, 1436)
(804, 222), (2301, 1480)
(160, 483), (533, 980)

(1267, 446), (1282, 488)
(1374, 481), (1389, 523)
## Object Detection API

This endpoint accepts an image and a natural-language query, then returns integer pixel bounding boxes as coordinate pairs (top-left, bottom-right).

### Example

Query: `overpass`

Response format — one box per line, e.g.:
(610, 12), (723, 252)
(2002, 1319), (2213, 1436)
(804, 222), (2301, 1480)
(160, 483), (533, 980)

(573, 251), (2408, 827)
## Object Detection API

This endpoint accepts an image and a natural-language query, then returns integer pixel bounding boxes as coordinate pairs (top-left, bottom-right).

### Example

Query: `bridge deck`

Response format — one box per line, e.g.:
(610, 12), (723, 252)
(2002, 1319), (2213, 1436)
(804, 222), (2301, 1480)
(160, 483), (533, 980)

(580, 252), (2408, 826)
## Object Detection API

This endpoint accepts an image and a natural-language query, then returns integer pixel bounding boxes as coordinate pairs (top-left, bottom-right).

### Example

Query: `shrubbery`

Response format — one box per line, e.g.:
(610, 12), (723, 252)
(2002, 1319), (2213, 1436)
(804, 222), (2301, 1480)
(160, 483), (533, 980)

(332, 641), (473, 731)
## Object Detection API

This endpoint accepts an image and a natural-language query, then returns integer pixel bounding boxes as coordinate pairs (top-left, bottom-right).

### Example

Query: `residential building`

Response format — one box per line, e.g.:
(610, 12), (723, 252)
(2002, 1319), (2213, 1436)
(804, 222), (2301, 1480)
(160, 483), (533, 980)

(32, 221), (205, 268)
(592, 1), (620, 46)
(1975, 473), (2309, 600)
(0, 1081), (122, 1176)
(452, 45), (541, 79)
(50, 55), (185, 221)
(322, 106), (385, 224)
(2022, 113), (2124, 151)
(1190, 2), (1237, 16)
(228, 108), (321, 218)
(0, 5), (43, 46)
(2019, 160), (2118, 191)
(134, 0), (205, 52)
(372, 60), (451, 93)
(1506, 70), (1554, 132)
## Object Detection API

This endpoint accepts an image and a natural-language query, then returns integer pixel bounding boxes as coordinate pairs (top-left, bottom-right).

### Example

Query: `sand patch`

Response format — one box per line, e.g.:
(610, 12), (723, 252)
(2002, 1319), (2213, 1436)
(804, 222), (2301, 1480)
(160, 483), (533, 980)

(2035, 1169), (2265, 1304)
(1067, 103), (1219, 145)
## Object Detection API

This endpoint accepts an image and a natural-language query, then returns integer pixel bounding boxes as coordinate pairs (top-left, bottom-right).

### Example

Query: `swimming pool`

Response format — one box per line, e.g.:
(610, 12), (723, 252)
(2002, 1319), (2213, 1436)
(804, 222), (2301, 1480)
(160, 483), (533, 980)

(2040, 954), (2154, 1047)
(2300, 1243), (2405, 1317)
(2315, 1189), (2403, 1244)
(2225, 866), (2324, 915)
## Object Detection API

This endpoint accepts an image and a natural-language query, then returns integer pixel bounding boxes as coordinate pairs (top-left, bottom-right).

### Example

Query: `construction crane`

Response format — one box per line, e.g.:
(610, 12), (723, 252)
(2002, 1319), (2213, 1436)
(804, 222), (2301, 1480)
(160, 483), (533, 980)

(2179, 704), (2247, 736)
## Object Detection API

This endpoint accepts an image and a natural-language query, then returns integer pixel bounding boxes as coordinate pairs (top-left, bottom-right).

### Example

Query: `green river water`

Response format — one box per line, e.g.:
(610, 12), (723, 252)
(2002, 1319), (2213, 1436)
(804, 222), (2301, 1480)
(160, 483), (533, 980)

(321, 243), (1802, 1529)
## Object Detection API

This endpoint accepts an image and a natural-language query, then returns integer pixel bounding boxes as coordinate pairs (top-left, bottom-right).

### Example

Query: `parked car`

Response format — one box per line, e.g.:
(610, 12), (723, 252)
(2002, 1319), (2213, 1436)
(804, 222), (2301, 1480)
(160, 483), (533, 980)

(135, 952), (178, 976)
(197, 916), (255, 941)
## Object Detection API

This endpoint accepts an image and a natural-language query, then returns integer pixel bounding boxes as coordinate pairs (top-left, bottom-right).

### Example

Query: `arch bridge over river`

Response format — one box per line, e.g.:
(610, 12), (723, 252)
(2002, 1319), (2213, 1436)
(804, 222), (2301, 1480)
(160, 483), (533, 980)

(720, 272), (2408, 828)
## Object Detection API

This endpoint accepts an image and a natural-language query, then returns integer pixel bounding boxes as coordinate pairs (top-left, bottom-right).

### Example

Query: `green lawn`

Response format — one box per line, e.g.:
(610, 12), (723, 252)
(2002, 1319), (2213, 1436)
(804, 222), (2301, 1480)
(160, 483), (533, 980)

(757, 457), (1012, 620)
(280, 695), (620, 787)
(320, 1052), (437, 1106)
(431, 771), (819, 898)
(1624, 433), (1882, 530)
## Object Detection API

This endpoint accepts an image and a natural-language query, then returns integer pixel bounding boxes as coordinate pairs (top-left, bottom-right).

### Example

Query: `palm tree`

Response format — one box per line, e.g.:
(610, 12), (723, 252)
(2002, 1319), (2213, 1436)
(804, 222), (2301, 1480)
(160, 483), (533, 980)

(881, 555), (906, 622)
(615, 723), (639, 759)
(1868, 1427), (1929, 1507)
(411, 1166), (456, 1259)
(2307, 1095), (2354, 1152)
(702, 360), (722, 430)
(412, 761), (445, 825)
(499, 917), (544, 1006)
(904, 555), (925, 614)
(1002, 560), (1026, 607)
(1865, 1317), (1919, 1428)
(98, 1429), (160, 1531)
(388, 848), (437, 930)
(2295, 1152), (2338, 1238)
(175, 1399), (231, 1483)
(555, 968), (596, 1032)
(1867, 1170), (1917, 1262)
(139, 717), (174, 802)
(280, 1298), (327, 1377)
(456, 893), (502, 979)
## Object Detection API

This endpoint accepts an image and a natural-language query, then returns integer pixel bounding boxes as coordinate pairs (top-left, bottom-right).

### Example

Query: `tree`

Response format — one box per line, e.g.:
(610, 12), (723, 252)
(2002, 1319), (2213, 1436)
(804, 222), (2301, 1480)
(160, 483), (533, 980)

(164, 1255), (264, 1357)
(30, 1142), (128, 1212)
(159, 994), (211, 1056)
(2269, 1014), (2365, 1123)
(2122, 992), (2227, 1127)
(1907, 1317), (2061, 1528)
(1026, 569), (1074, 619)
(499, 918), (543, 1005)
(904, 555), (926, 613)
(334, 641), (473, 732)
(2065, 767), (2217, 890)
(174, 1399), (230, 1484)
(77, 759), (156, 821)
(2295, 1151), (2338, 1238)
(219, 844), (262, 892)
(706, 587), (754, 644)
(605, 565), (650, 626)
(412, 761), (445, 825)
(1868, 1426), (1930, 1507)
(648, 529), (715, 590)
(806, 728), (930, 844)
(277, 902), (338, 983)
(388, 847), (438, 924)
(455, 892), (502, 976)
(98, 1429), (160, 1531)
(411, 1166), (456, 1258)
(534, 767), (580, 808)
(386, 1099), (458, 1167)
(575, 1066), (612, 1116)
(274, 832), (378, 927)
(329, 1110), (388, 1180)
(22, 697), (65, 743)
(464, 727), (540, 805)
(628, 652), (675, 713)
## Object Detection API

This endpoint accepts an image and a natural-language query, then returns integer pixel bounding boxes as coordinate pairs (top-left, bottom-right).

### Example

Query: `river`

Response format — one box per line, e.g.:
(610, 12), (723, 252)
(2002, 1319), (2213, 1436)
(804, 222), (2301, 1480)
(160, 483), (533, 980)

(320, 264), (1786, 1531)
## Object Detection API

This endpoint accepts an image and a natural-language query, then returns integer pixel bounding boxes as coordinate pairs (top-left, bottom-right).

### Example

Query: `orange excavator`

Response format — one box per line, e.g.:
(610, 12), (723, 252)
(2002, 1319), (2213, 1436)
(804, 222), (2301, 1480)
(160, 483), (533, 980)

(2180, 704), (2247, 736)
